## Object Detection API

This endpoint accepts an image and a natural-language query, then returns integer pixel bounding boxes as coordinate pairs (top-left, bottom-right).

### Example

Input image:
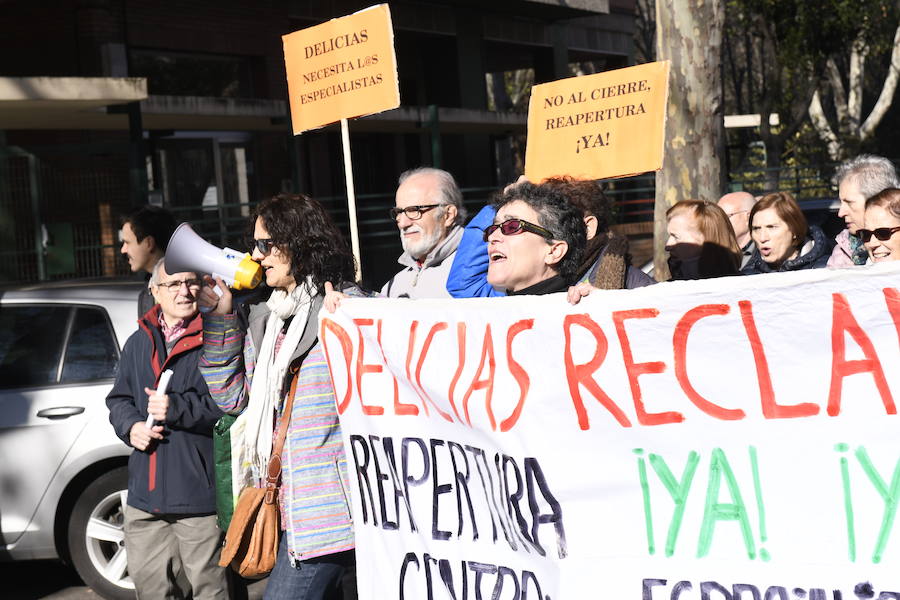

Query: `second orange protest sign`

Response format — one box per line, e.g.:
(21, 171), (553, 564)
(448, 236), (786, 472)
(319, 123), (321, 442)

(283, 4), (400, 134)
(524, 61), (670, 182)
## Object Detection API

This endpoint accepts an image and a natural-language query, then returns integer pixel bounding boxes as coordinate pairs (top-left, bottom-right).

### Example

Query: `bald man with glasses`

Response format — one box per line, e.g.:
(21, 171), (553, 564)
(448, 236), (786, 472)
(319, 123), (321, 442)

(717, 191), (757, 269)
(381, 167), (468, 298)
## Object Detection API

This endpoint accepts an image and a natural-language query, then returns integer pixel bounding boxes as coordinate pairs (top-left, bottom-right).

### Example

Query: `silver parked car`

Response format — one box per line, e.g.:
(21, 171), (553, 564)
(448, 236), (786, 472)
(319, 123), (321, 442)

(0, 279), (144, 600)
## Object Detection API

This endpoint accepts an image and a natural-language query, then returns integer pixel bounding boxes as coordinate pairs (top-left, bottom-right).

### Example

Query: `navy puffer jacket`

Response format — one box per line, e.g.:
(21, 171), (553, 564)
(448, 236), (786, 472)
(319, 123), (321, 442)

(741, 224), (834, 275)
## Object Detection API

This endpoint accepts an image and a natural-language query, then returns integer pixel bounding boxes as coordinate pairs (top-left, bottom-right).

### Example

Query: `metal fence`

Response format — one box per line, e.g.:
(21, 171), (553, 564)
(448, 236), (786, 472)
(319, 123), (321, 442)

(599, 162), (851, 229)
(0, 147), (132, 285)
(1, 155), (878, 287)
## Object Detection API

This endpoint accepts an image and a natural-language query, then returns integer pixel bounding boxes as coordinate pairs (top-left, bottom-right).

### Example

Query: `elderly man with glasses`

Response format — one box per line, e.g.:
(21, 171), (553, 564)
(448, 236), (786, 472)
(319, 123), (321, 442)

(382, 167), (467, 298)
(106, 258), (228, 600)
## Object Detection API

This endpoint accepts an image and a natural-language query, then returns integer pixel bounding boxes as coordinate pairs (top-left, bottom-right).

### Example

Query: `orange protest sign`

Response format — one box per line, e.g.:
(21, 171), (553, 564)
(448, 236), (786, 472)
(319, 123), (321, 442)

(283, 4), (400, 134)
(524, 61), (670, 182)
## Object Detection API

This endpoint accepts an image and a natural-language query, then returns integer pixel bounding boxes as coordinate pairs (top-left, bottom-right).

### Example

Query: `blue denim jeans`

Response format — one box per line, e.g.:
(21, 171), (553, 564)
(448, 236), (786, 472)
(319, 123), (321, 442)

(263, 535), (356, 600)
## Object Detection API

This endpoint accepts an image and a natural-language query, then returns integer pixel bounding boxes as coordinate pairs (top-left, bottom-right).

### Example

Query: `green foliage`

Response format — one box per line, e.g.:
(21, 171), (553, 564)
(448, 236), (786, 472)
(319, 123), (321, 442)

(728, 0), (842, 63)
(723, 0), (898, 182)
(725, 0), (897, 105)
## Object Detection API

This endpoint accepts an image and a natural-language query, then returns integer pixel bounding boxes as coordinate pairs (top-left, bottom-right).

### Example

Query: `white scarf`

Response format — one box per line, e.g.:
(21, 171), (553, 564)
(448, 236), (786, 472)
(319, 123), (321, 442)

(243, 277), (316, 479)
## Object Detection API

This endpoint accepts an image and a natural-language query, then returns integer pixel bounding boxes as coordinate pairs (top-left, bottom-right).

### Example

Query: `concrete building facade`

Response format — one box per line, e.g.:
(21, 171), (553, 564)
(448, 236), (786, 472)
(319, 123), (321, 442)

(0, 0), (635, 287)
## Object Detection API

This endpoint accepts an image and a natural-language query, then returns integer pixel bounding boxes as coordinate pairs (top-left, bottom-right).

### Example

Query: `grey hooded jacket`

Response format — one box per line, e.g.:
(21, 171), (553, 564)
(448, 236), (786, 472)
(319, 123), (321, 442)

(381, 225), (463, 298)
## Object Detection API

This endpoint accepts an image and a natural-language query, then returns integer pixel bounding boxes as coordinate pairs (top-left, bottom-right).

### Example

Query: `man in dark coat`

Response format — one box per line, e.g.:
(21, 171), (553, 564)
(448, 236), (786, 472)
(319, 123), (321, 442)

(106, 258), (227, 599)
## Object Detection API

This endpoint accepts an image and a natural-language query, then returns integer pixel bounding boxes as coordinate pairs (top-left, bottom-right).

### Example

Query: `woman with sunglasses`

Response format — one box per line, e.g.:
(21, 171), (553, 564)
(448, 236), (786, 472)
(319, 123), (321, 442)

(448, 177), (653, 298)
(197, 193), (358, 599)
(742, 192), (832, 275)
(862, 188), (900, 262)
(485, 182), (586, 294)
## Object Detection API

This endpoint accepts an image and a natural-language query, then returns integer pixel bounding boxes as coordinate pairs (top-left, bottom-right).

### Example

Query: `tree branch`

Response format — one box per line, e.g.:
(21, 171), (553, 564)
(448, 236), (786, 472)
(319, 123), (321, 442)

(861, 22), (900, 139)
(809, 89), (842, 160)
(825, 58), (850, 134)
(847, 32), (867, 131)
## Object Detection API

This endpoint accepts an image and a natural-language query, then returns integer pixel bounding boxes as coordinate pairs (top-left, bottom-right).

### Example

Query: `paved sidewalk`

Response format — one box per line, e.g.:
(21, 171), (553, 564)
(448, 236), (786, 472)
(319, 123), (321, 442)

(1, 560), (266, 600)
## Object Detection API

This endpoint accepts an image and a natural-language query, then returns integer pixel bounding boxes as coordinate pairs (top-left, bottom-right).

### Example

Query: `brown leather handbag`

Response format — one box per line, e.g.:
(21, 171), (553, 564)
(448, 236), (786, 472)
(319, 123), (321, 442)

(218, 372), (298, 578)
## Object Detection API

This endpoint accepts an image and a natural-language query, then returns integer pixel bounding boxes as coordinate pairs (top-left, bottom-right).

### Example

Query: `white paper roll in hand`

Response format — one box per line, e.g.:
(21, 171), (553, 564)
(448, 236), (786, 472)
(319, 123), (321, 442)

(145, 369), (174, 427)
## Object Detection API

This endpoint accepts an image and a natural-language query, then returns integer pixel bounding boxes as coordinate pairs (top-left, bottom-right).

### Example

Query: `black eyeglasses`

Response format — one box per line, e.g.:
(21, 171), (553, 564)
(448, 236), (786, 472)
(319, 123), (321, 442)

(389, 204), (442, 221)
(156, 278), (202, 293)
(483, 218), (554, 242)
(858, 226), (900, 243)
(252, 238), (275, 255)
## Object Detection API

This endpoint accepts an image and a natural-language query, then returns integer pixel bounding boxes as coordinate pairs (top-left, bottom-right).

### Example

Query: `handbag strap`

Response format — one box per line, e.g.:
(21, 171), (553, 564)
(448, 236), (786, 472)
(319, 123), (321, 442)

(264, 365), (300, 496)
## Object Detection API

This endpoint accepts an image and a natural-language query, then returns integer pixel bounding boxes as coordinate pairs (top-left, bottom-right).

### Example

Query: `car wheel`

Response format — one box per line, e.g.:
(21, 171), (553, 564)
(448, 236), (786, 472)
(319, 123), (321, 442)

(67, 466), (134, 600)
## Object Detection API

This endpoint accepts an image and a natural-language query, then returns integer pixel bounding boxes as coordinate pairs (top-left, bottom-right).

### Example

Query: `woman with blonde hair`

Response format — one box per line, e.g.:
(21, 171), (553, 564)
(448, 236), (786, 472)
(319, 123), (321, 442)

(741, 192), (832, 274)
(665, 199), (742, 279)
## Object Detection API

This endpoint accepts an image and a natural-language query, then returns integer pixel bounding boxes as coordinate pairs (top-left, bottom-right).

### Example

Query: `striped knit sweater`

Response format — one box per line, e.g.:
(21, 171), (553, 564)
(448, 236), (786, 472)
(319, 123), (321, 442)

(199, 310), (354, 563)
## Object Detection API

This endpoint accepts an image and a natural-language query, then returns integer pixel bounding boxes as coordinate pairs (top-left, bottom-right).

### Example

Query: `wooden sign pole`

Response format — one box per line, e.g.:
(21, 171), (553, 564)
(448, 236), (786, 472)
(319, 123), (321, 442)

(282, 3), (401, 283)
(340, 117), (362, 281)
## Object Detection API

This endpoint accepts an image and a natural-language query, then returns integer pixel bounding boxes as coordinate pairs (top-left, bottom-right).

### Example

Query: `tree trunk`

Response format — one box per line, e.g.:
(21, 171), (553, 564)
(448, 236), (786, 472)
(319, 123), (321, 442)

(653, 0), (726, 280)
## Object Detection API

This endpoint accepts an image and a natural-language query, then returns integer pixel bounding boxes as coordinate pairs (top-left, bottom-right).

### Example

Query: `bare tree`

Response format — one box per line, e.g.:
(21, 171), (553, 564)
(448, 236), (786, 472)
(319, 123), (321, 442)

(634, 0), (656, 64)
(808, 20), (900, 160)
(653, 0), (726, 279)
(722, 4), (829, 191)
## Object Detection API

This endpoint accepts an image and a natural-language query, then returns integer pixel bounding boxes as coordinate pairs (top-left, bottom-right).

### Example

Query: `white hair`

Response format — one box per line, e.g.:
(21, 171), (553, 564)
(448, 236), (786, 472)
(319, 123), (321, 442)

(835, 155), (899, 200)
(398, 167), (467, 225)
(148, 257), (166, 288)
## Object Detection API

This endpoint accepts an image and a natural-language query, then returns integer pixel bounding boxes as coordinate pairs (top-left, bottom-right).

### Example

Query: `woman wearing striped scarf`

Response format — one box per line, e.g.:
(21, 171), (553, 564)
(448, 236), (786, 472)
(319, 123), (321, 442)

(198, 193), (358, 600)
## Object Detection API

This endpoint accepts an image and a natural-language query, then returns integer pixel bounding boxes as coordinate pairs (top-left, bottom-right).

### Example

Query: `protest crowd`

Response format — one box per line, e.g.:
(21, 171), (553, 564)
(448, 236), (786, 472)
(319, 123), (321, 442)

(103, 149), (900, 600)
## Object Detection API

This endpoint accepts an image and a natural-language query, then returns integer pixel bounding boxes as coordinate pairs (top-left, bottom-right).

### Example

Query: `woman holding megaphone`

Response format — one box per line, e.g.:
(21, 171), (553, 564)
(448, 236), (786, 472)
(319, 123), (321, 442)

(197, 193), (358, 599)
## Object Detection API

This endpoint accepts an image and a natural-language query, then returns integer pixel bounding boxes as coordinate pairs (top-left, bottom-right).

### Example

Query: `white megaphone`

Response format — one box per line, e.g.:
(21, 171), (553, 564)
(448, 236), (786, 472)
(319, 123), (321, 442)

(165, 223), (262, 290)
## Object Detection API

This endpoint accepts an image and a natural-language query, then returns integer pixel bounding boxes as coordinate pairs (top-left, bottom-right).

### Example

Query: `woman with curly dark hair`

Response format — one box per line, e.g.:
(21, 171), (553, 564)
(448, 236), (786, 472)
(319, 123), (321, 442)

(485, 181), (587, 294)
(198, 193), (357, 599)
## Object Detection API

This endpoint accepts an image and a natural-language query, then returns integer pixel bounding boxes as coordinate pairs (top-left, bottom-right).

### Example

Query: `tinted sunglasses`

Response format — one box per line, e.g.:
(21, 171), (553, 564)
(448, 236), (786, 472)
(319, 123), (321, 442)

(252, 238), (275, 255)
(858, 226), (900, 243)
(483, 218), (554, 242)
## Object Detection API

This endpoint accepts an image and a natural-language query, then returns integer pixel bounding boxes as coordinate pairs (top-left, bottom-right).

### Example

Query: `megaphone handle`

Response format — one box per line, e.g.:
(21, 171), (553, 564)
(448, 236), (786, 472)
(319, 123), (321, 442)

(211, 273), (233, 290)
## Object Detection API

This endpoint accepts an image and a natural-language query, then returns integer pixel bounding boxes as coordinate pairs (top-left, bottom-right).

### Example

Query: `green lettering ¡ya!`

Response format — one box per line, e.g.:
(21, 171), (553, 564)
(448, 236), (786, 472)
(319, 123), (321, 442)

(697, 448), (756, 559)
(649, 451), (700, 557)
(854, 446), (900, 563)
(835, 443), (856, 562)
(634, 449), (655, 555)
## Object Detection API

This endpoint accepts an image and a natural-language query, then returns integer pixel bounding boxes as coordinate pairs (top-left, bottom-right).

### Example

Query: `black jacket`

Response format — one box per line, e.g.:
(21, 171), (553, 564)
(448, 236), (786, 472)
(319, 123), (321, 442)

(137, 284), (155, 319)
(106, 305), (224, 514)
(741, 224), (834, 275)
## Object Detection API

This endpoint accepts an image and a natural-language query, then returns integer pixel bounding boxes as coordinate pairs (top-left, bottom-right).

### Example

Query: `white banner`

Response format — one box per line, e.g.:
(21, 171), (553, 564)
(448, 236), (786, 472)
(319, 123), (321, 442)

(320, 264), (900, 599)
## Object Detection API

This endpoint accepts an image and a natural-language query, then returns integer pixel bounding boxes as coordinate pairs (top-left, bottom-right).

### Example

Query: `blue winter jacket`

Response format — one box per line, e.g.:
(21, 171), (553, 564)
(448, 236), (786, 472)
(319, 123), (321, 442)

(446, 205), (503, 297)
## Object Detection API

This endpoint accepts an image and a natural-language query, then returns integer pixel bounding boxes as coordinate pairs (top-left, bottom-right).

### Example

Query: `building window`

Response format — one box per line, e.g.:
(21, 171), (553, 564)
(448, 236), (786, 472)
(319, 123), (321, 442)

(129, 49), (254, 98)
